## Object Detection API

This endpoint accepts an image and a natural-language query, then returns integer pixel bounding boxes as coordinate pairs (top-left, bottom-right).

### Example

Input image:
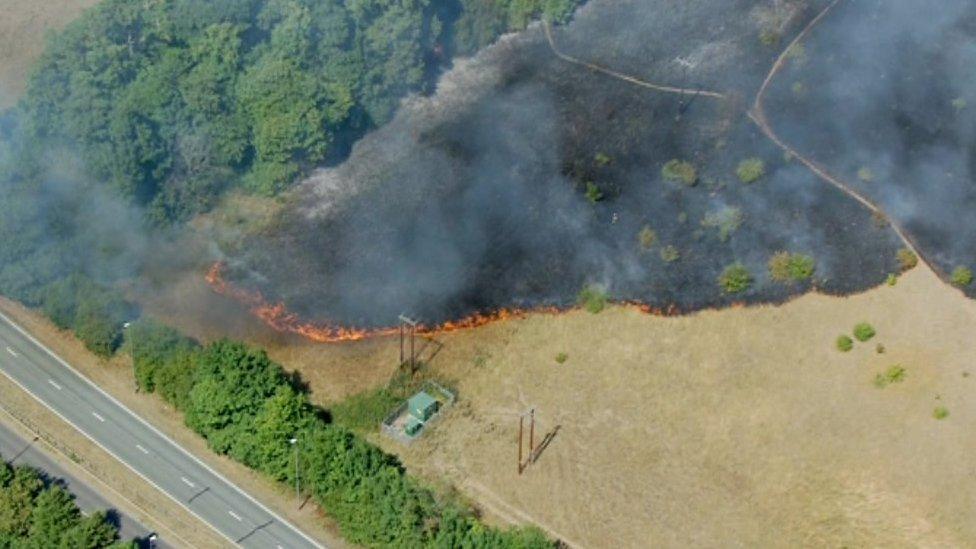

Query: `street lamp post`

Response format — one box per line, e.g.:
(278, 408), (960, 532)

(289, 437), (300, 507)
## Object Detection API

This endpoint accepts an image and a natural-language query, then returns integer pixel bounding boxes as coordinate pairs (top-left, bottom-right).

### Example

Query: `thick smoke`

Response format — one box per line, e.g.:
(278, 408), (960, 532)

(764, 0), (976, 290)
(228, 0), (912, 329)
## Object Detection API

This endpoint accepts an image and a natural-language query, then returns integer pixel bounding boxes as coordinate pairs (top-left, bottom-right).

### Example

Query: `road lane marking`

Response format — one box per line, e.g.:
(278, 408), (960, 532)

(136, 444), (149, 454)
(0, 310), (325, 548)
(5, 346), (17, 357)
(228, 510), (243, 522)
(181, 477), (195, 488)
(91, 412), (106, 422)
(47, 379), (62, 390)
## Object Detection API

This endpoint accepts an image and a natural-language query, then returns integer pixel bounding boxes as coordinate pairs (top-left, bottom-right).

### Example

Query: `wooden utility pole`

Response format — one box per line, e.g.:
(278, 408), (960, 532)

(398, 315), (419, 371)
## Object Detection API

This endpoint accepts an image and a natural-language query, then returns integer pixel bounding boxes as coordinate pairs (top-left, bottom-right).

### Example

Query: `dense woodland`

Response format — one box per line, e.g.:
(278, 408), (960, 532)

(7, 0), (582, 222)
(0, 0), (582, 355)
(124, 321), (553, 547)
(0, 456), (131, 548)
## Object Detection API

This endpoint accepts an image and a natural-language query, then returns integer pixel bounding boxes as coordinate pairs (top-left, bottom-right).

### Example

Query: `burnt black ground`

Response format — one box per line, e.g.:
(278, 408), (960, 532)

(765, 0), (976, 297)
(227, 0), (914, 329)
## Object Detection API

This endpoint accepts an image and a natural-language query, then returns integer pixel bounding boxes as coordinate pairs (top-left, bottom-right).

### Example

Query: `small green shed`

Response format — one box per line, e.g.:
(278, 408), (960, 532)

(408, 391), (439, 422)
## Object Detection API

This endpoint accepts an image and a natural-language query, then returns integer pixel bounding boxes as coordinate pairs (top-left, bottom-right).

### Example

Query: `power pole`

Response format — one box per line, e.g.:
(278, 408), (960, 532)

(398, 315), (419, 371)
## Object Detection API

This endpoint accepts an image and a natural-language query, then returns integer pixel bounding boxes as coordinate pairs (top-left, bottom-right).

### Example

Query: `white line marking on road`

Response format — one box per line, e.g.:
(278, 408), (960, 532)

(5, 346), (17, 357)
(181, 477), (195, 488)
(91, 412), (105, 422)
(136, 444), (149, 454)
(47, 379), (62, 390)
(0, 310), (326, 548)
(228, 510), (243, 522)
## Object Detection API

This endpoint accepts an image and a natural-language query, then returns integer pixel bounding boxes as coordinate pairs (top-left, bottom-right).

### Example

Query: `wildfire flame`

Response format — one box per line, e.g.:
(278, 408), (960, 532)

(205, 262), (583, 342)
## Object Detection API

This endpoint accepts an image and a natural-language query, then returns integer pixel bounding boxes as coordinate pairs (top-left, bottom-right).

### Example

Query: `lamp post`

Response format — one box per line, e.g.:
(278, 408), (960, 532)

(289, 437), (300, 507)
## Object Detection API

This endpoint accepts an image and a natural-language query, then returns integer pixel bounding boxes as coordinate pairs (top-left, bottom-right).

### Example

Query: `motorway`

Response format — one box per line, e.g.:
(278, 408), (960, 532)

(0, 311), (323, 549)
(0, 420), (160, 545)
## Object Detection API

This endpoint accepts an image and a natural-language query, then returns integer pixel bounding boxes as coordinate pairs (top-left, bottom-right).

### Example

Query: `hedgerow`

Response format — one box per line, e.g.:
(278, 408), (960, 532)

(124, 325), (553, 547)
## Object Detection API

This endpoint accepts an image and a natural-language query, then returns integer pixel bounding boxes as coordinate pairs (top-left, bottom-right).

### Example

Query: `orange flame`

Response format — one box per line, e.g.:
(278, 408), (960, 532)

(205, 262), (577, 342)
(204, 262), (703, 343)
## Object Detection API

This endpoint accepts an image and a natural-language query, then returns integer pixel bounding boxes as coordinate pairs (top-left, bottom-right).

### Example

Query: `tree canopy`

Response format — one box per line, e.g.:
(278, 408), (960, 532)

(0, 456), (131, 548)
(13, 0), (584, 222)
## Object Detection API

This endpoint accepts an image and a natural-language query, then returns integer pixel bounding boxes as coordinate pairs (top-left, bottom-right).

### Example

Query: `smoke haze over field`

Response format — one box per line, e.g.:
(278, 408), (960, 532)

(226, 0), (922, 329)
(765, 0), (976, 292)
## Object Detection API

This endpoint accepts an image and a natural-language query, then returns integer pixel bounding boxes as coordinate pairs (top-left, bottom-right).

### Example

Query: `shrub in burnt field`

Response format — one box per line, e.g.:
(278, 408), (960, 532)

(718, 263), (754, 294)
(637, 225), (657, 250)
(768, 252), (815, 283)
(660, 245), (680, 263)
(896, 248), (918, 271)
(701, 207), (744, 243)
(585, 182), (604, 203)
(577, 284), (608, 314)
(662, 159), (698, 186)
(951, 266), (973, 287)
(736, 158), (765, 184)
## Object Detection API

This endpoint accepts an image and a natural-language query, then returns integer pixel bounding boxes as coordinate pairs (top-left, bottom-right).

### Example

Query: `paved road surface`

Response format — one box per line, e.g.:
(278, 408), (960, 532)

(0, 420), (161, 545)
(0, 311), (322, 549)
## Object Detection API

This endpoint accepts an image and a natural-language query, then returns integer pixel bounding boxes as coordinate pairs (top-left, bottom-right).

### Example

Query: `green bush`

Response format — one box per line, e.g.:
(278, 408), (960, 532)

(836, 335), (853, 352)
(660, 245), (680, 263)
(37, 274), (135, 357)
(896, 248), (918, 271)
(951, 266), (973, 287)
(853, 323), (876, 342)
(701, 207), (744, 242)
(874, 365), (906, 388)
(886, 273), (898, 286)
(577, 284), (608, 314)
(768, 252), (815, 282)
(555, 352), (568, 364)
(933, 406), (949, 420)
(331, 372), (421, 433)
(718, 263), (753, 294)
(637, 225), (657, 250)
(736, 158), (766, 184)
(585, 182), (604, 203)
(662, 159), (698, 186)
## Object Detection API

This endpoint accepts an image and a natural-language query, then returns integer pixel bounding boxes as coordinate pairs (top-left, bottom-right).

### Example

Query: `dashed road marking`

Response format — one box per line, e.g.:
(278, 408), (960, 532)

(228, 510), (243, 522)
(181, 477), (196, 488)
(136, 444), (149, 454)
(48, 379), (62, 390)
(92, 412), (106, 422)
(5, 346), (17, 357)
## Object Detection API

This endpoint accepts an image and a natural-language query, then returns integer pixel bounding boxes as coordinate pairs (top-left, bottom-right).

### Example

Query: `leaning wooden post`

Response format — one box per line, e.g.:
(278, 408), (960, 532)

(529, 408), (535, 456)
(518, 415), (524, 474)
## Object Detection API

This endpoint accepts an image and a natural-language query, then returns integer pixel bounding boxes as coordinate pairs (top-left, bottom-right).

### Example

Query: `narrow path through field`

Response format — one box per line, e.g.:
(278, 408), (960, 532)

(542, 22), (726, 99)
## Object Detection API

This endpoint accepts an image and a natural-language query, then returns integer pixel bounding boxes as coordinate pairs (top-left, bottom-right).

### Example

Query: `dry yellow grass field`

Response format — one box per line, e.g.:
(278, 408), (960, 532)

(0, 0), (99, 108)
(151, 262), (976, 547)
(368, 265), (976, 547)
